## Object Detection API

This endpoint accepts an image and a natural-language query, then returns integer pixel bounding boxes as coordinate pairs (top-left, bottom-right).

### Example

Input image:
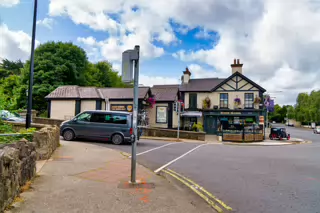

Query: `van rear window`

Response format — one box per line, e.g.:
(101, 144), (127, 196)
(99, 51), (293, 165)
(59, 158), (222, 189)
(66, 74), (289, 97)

(90, 113), (127, 125)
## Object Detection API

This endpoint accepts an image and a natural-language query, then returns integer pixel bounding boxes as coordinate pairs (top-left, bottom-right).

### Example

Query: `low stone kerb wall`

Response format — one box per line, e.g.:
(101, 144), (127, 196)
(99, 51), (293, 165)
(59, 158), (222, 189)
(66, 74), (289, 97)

(0, 124), (60, 211)
(142, 127), (206, 141)
(33, 117), (65, 126)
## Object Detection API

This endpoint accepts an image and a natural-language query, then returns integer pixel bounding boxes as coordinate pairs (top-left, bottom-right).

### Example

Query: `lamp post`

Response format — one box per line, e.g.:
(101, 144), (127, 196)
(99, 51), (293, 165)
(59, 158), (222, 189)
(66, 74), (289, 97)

(26, 0), (38, 129)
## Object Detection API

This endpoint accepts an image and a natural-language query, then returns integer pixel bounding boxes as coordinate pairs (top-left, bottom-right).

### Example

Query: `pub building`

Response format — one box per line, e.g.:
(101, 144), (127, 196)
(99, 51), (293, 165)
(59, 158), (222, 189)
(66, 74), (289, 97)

(179, 59), (266, 141)
(46, 59), (267, 141)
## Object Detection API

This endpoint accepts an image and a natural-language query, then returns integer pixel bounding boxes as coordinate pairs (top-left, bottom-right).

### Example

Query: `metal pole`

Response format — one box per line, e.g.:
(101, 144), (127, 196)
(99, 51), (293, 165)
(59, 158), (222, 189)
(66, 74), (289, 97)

(177, 102), (180, 140)
(131, 45), (140, 184)
(26, 0), (38, 129)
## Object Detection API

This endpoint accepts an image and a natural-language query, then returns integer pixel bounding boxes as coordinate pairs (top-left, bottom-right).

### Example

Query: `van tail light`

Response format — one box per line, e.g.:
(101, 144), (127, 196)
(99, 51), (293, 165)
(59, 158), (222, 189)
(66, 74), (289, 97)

(130, 128), (133, 135)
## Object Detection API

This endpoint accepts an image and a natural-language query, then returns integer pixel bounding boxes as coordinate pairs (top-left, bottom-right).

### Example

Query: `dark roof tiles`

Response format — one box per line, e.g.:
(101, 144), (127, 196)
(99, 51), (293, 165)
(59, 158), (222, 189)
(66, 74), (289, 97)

(98, 87), (150, 99)
(45, 86), (79, 99)
(151, 85), (179, 101)
(179, 78), (225, 92)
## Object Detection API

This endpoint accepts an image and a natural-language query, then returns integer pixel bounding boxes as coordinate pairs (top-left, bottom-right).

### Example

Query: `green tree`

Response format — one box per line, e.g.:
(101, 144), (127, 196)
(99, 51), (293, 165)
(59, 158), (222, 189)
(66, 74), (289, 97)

(293, 90), (320, 124)
(0, 59), (23, 79)
(85, 61), (130, 88)
(17, 41), (89, 112)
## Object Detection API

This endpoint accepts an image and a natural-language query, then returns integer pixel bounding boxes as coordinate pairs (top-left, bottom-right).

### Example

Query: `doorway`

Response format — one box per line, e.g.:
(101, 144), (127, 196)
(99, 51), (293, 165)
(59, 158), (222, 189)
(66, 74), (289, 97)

(205, 115), (217, 134)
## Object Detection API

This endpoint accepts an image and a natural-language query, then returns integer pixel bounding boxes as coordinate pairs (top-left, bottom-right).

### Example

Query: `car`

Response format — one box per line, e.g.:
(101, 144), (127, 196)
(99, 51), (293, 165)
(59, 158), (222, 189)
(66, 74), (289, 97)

(60, 110), (134, 145)
(269, 127), (291, 140)
(314, 127), (320, 134)
(0, 110), (26, 123)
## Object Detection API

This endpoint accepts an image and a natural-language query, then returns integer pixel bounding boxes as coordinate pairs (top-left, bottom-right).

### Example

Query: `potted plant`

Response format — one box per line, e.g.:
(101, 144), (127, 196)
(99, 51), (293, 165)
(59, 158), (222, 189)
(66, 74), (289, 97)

(192, 123), (204, 132)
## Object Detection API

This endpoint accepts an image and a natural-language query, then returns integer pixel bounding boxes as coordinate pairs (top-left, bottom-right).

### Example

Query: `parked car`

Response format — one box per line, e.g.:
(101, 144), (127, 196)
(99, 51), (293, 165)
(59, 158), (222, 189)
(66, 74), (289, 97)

(0, 110), (26, 123)
(269, 127), (290, 140)
(314, 127), (320, 134)
(60, 110), (134, 144)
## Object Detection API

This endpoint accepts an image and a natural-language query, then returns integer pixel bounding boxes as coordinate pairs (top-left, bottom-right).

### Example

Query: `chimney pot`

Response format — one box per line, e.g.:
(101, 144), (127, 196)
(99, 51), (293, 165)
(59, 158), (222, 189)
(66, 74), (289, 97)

(234, 59), (236, 64)
(237, 59), (240, 64)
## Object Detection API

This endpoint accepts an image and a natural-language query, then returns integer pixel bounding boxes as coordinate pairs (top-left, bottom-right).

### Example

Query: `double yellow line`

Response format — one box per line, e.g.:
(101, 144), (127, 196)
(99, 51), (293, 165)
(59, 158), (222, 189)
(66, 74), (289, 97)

(163, 169), (232, 213)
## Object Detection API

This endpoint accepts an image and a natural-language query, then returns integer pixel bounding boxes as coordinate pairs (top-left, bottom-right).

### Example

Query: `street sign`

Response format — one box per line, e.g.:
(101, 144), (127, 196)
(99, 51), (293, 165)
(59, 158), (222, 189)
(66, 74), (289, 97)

(122, 50), (134, 82)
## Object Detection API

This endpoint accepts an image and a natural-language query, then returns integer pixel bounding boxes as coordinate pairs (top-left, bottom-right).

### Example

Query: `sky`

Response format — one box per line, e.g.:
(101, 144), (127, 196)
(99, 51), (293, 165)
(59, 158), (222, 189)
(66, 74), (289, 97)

(1, 0), (320, 106)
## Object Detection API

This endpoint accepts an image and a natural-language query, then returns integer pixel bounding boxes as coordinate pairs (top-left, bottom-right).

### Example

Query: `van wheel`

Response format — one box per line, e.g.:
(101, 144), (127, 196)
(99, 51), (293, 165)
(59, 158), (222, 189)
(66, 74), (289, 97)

(63, 129), (75, 141)
(112, 134), (123, 145)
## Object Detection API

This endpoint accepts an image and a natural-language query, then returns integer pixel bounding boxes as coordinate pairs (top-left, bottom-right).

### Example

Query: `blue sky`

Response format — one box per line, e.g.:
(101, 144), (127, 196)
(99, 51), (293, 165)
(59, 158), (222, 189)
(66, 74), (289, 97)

(1, 0), (320, 105)
(0, 0), (220, 82)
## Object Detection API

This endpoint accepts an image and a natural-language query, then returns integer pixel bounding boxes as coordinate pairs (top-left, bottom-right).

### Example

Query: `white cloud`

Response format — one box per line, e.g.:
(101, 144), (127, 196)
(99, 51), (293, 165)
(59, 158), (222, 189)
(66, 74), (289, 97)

(77, 35), (164, 62)
(0, 0), (19, 7)
(17, 0), (320, 104)
(36, 18), (55, 29)
(139, 75), (179, 87)
(0, 24), (40, 61)
(188, 64), (218, 79)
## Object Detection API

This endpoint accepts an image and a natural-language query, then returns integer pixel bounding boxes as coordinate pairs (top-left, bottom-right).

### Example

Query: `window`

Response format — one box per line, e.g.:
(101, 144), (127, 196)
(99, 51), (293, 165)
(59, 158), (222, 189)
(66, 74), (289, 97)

(244, 93), (254, 108)
(189, 93), (197, 109)
(156, 106), (167, 123)
(76, 112), (91, 122)
(220, 93), (228, 108)
(90, 113), (127, 125)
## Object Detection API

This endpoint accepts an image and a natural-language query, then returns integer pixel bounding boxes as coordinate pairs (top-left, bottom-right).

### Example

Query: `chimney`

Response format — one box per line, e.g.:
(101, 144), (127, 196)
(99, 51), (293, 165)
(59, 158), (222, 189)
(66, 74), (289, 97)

(231, 58), (243, 74)
(182, 67), (191, 84)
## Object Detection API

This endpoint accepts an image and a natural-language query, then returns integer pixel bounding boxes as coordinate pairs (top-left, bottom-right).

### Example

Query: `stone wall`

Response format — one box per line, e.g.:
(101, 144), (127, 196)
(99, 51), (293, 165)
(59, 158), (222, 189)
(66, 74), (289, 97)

(7, 123), (60, 160)
(142, 127), (206, 141)
(17, 110), (38, 119)
(0, 140), (37, 212)
(33, 117), (65, 126)
(0, 124), (60, 211)
(33, 126), (60, 160)
(7, 122), (50, 132)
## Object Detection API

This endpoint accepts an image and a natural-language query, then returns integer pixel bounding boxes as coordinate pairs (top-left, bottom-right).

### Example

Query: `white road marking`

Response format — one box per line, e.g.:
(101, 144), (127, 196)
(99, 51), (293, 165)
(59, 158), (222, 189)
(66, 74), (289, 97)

(154, 143), (209, 173)
(128, 143), (176, 158)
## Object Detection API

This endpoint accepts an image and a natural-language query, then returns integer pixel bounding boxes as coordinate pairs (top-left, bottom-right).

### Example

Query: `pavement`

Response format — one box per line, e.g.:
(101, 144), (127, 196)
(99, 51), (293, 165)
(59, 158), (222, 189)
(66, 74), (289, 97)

(6, 125), (319, 213)
(98, 127), (320, 213)
(6, 140), (214, 213)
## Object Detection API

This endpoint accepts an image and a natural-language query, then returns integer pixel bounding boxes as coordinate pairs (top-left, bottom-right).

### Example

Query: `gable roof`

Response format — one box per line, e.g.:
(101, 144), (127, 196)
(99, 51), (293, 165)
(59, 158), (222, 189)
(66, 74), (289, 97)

(45, 85), (80, 99)
(151, 85), (179, 101)
(211, 72), (266, 92)
(179, 78), (225, 92)
(98, 87), (150, 99)
(45, 86), (151, 100)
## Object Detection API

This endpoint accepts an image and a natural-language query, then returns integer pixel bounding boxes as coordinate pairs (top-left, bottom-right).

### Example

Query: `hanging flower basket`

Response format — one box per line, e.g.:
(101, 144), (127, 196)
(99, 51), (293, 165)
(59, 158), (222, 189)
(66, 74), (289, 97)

(254, 96), (261, 104)
(234, 97), (241, 105)
(146, 97), (156, 108)
(202, 97), (211, 109)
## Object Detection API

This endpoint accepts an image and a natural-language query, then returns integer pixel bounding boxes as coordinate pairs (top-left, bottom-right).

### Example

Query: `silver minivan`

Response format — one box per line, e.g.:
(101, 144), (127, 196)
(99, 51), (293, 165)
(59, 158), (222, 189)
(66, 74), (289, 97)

(60, 110), (133, 145)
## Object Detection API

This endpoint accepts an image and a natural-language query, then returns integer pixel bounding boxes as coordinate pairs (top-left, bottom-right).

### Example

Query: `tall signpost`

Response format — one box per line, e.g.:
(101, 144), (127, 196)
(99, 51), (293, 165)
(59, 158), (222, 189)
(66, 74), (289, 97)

(26, 0), (38, 129)
(122, 46), (140, 184)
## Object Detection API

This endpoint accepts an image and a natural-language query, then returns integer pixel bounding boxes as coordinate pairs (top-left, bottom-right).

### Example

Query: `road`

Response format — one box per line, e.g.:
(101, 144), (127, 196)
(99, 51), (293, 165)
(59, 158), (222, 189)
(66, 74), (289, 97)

(76, 127), (320, 213)
(274, 123), (319, 143)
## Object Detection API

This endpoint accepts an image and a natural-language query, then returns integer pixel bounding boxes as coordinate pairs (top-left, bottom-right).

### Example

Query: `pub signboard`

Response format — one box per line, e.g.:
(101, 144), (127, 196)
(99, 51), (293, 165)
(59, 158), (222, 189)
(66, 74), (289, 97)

(110, 104), (133, 112)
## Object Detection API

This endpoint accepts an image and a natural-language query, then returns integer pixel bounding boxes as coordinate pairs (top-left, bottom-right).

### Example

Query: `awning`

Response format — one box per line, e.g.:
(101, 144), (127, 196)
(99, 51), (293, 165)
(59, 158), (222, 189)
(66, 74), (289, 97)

(181, 111), (202, 117)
